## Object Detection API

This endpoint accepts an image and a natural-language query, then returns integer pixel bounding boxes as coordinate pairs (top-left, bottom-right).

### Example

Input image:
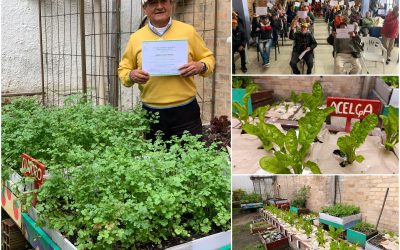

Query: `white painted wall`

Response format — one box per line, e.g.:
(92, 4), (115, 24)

(1, 0), (142, 108)
(232, 175), (254, 194)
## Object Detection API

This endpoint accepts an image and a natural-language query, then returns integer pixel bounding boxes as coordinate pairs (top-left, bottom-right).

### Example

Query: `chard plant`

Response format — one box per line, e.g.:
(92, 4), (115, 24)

(259, 107), (335, 174)
(336, 114), (378, 166)
(302, 219), (313, 238)
(380, 106), (399, 151)
(232, 84), (258, 126)
(301, 80), (324, 112)
(328, 225), (345, 240)
(316, 226), (326, 247)
(242, 106), (285, 151)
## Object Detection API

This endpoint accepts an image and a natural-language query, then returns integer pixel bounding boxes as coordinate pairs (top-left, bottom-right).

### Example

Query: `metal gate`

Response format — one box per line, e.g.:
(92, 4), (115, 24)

(38, 0), (217, 120)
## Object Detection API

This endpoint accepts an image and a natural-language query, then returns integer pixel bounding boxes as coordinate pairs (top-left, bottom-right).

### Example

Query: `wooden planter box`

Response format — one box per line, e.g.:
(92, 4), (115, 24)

(251, 90), (274, 110)
(347, 228), (378, 247)
(259, 232), (289, 250)
(319, 212), (361, 229)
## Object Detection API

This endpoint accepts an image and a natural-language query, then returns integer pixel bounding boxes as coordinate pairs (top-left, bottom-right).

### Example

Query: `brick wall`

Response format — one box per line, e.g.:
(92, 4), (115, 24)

(175, 0), (231, 122)
(251, 76), (376, 102)
(339, 176), (399, 232)
(273, 176), (399, 232)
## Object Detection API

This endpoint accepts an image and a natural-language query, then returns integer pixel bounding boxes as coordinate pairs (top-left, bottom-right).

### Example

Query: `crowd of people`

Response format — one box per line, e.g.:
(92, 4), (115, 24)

(232, 1), (399, 74)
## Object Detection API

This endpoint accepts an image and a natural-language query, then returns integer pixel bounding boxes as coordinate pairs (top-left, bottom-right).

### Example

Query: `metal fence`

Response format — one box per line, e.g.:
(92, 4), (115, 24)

(38, 0), (217, 120)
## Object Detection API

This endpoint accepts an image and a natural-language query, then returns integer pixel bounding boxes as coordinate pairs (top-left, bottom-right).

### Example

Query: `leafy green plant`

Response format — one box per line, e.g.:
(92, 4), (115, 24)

(287, 212), (296, 226)
(290, 91), (301, 105)
(330, 239), (339, 250)
(381, 76), (399, 88)
(240, 192), (263, 204)
(295, 217), (303, 231)
(2, 97), (231, 249)
(291, 185), (310, 208)
(242, 106), (285, 151)
(321, 204), (360, 218)
(328, 225), (345, 240)
(352, 221), (375, 234)
(259, 107), (334, 174)
(233, 189), (246, 201)
(302, 219), (313, 238)
(232, 76), (256, 89)
(316, 226), (326, 247)
(232, 84), (258, 125)
(380, 106), (399, 151)
(301, 81), (324, 112)
(337, 114), (378, 166)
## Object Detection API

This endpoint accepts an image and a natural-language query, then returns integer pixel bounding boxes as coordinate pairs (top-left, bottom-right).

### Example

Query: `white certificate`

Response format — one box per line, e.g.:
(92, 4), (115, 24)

(304, 2), (310, 6)
(377, 9), (386, 15)
(297, 11), (308, 18)
(294, 2), (301, 7)
(339, 0), (344, 5)
(336, 28), (350, 38)
(267, 3), (274, 8)
(348, 1), (355, 7)
(330, 0), (338, 6)
(256, 7), (269, 15)
(142, 40), (188, 76)
(347, 24), (355, 32)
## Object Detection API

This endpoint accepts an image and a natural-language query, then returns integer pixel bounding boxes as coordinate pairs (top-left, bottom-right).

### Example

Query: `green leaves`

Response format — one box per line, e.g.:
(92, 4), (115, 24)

(337, 114), (378, 165)
(321, 204), (360, 218)
(380, 106), (399, 151)
(232, 84), (258, 125)
(301, 80), (324, 112)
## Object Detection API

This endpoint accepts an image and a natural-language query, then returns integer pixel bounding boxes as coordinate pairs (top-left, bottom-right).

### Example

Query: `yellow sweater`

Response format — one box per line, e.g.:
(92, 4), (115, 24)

(118, 20), (215, 108)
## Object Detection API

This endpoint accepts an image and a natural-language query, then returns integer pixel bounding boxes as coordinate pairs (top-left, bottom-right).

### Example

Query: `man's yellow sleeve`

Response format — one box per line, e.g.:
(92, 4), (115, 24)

(191, 28), (215, 77)
(118, 36), (136, 87)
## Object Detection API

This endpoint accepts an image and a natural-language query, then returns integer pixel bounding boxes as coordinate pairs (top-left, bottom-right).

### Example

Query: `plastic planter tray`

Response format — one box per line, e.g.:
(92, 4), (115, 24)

(22, 213), (61, 250)
(259, 232), (289, 250)
(319, 212), (361, 229)
(166, 230), (231, 250)
(240, 202), (264, 209)
(28, 207), (231, 250)
(347, 228), (378, 247)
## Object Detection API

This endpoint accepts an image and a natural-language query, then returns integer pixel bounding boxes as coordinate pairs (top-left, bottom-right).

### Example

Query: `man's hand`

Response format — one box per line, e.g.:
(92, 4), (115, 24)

(129, 69), (150, 84)
(179, 62), (205, 77)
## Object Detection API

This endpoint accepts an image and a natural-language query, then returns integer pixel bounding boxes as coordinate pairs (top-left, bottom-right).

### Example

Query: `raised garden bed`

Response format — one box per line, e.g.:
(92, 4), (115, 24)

(258, 230), (289, 250)
(289, 207), (310, 216)
(250, 221), (273, 234)
(347, 227), (378, 247)
(319, 203), (361, 229)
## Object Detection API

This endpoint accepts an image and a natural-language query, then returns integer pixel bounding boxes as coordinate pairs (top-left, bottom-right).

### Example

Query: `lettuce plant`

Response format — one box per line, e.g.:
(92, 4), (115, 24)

(380, 106), (399, 151)
(316, 226), (326, 247)
(336, 114), (378, 165)
(259, 107), (335, 174)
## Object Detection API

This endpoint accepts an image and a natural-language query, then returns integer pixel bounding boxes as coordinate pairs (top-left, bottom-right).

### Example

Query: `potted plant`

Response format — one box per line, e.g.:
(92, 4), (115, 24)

(289, 185), (311, 216)
(319, 204), (361, 229)
(347, 221), (378, 247)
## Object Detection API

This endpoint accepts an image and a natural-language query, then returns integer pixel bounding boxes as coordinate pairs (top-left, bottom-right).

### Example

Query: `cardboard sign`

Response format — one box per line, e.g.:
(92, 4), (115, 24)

(21, 153), (46, 186)
(327, 97), (381, 132)
(256, 7), (269, 15)
(297, 11), (308, 18)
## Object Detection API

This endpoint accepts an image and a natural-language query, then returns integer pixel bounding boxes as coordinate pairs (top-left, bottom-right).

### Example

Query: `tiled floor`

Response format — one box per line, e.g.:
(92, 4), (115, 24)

(234, 18), (399, 75)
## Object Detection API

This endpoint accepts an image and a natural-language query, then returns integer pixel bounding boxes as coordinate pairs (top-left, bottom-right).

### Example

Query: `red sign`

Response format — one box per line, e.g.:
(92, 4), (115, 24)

(20, 154), (46, 206)
(20, 154), (46, 186)
(327, 97), (381, 132)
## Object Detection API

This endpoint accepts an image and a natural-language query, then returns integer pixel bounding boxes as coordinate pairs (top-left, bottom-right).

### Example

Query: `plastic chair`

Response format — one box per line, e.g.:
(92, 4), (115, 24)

(361, 37), (387, 74)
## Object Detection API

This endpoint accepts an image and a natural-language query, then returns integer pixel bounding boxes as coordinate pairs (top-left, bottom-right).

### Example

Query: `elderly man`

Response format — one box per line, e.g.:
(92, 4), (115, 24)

(289, 22), (317, 74)
(118, 0), (215, 141)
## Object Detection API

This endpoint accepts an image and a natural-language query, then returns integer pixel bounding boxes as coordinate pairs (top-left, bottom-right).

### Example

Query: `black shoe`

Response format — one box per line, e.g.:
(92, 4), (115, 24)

(386, 60), (390, 65)
(241, 67), (247, 73)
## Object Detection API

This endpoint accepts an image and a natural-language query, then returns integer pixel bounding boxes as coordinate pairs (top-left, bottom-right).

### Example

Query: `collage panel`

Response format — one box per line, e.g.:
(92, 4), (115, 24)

(232, 0), (399, 75)
(232, 76), (399, 175)
(232, 175), (399, 249)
